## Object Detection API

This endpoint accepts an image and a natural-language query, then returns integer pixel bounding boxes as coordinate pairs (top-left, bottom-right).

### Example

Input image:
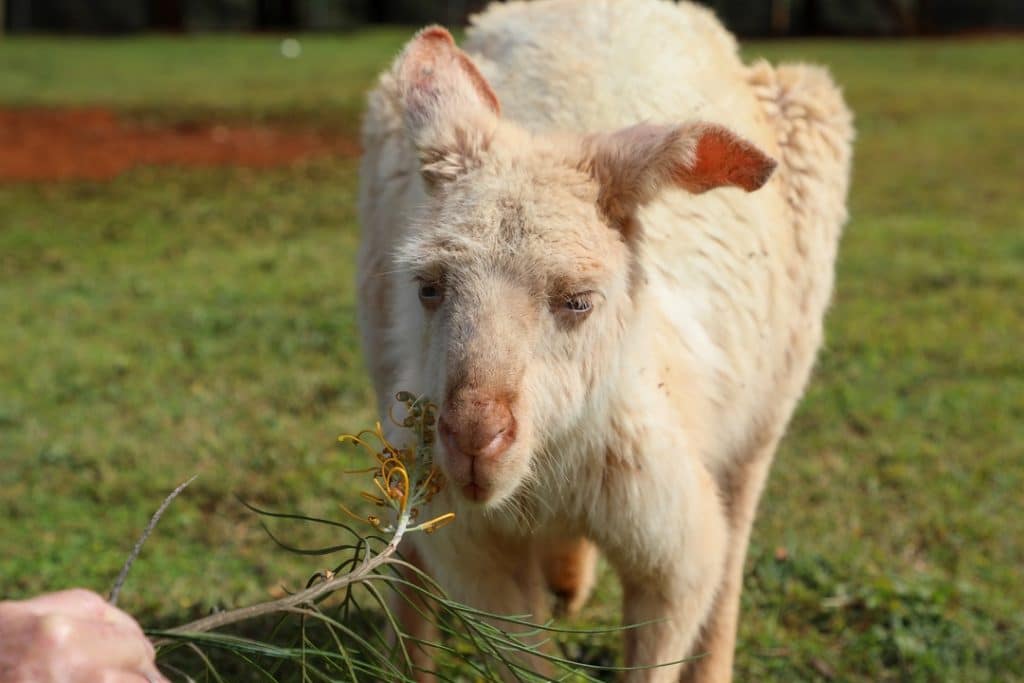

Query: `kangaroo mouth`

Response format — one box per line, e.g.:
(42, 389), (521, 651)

(461, 481), (488, 502)
(458, 459), (492, 503)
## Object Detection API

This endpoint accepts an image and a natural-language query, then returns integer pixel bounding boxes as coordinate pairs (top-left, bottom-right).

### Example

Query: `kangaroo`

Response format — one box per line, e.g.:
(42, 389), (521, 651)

(357, 1), (853, 679)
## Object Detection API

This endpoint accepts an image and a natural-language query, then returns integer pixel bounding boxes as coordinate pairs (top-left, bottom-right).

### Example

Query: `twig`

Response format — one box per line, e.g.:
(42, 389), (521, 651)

(155, 512), (409, 642)
(109, 475), (199, 606)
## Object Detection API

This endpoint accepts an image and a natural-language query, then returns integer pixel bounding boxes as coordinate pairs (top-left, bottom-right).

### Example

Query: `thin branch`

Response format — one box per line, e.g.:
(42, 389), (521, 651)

(155, 514), (409, 642)
(109, 475), (198, 606)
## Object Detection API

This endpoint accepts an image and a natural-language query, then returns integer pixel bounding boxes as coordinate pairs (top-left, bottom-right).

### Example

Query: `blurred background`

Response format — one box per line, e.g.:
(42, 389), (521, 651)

(4, 0), (1024, 35)
(1, 1), (1021, 681)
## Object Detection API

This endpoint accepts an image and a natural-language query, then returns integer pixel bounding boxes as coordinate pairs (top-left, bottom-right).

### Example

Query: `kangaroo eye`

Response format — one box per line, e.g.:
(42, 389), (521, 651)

(563, 293), (593, 314)
(418, 281), (444, 309)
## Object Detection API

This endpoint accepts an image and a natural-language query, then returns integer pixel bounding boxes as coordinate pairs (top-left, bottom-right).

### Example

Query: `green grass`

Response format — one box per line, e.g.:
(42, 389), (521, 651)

(1, 33), (1023, 681)
(0, 30), (410, 127)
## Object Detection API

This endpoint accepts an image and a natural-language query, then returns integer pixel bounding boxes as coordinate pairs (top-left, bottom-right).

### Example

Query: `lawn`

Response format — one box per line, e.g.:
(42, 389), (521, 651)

(1, 31), (1022, 681)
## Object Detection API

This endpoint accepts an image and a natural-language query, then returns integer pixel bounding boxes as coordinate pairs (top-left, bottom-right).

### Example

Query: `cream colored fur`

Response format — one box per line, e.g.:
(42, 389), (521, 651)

(357, 1), (853, 680)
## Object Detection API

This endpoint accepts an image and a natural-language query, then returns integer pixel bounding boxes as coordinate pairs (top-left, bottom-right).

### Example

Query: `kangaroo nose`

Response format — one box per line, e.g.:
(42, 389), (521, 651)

(439, 395), (516, 460)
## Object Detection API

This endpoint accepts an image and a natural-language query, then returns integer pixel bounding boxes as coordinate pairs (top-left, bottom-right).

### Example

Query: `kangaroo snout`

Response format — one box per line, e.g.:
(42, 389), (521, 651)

(439, 390), (516, 461)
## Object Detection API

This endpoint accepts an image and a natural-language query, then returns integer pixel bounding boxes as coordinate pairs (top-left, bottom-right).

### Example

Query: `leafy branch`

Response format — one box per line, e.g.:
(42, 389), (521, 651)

(124, 393), (630, 681)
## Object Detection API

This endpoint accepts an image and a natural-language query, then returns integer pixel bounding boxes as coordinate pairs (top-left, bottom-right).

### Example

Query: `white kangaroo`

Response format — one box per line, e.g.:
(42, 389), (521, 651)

(357, 1), (853, 680)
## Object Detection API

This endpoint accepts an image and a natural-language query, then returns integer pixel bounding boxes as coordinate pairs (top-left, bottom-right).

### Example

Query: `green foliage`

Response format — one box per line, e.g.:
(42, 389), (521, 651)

(147, 406), (642, 681)
(1, 34), (1022, 681)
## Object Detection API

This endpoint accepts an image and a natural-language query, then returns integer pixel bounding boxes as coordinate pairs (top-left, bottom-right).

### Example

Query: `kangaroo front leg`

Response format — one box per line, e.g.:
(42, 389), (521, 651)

(602, 451), (728, 682)
(417, 525), (552, 680)
(389, 538), (441, 682)
(682, 451), (776, 683)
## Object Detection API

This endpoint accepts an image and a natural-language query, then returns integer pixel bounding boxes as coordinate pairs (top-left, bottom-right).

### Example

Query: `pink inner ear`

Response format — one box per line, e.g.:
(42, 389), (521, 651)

(673, 125), (777, 193)
(404, 27), (455, 93)
(401, 25), (501, 117)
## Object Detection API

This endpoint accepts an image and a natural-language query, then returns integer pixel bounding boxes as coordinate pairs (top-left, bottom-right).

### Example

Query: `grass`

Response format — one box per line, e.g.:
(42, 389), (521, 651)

(0, 30), (411, 128)
(1, 31), (1023, 681)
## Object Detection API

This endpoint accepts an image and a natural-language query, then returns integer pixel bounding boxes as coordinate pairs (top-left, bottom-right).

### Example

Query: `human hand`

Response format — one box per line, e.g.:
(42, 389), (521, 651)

(0, 588), (168, 683)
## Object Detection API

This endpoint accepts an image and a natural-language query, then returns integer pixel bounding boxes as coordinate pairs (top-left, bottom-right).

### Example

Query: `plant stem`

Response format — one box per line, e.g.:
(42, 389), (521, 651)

(110, 475), (198, 606)
(156, 513), (409, 642)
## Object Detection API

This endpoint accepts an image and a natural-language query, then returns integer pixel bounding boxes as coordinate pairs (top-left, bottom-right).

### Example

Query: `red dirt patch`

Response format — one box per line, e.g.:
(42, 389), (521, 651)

(0, 107), (360, 182)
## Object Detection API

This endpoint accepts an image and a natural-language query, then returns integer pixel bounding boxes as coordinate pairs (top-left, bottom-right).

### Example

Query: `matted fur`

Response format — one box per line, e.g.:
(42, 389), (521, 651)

(357, 1), (853, 680)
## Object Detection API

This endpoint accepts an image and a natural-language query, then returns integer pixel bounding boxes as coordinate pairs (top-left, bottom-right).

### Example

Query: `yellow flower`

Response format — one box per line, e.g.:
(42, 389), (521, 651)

(337, 393), (452, 534)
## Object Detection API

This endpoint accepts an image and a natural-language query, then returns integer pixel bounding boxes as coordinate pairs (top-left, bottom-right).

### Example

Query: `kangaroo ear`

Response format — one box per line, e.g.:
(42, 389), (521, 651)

(584, 122), (777, 230)
(394, 26), (501, 186)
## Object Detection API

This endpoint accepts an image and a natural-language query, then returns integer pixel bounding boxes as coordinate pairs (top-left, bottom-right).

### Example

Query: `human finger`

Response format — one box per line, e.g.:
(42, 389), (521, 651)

(77, 668), (169, 683)
(139, 665), (172, 683)
(12, 588), (111, 619)
(14, 588), (150, 643)
(36, 613), (158, 675)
